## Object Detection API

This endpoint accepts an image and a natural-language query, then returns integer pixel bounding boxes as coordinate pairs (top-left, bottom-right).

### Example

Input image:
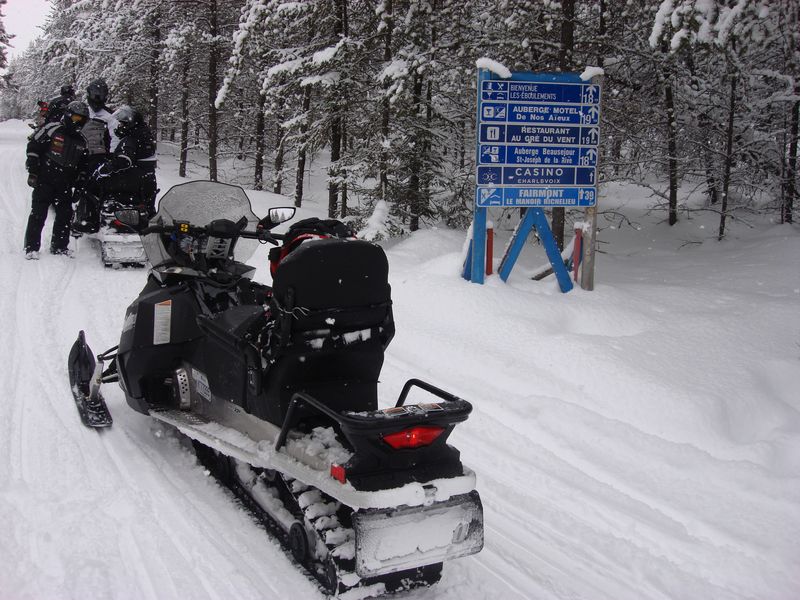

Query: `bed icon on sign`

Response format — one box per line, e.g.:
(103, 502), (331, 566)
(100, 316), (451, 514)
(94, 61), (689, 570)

(479, 188), (503, 206)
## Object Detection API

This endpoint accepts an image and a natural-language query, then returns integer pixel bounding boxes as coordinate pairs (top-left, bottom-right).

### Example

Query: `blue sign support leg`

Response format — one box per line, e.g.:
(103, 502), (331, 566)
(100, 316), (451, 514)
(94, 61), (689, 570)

(470, 206), (487, 284)
(461, 238), (473, 280)
(498, 208), (536, 281)
(530, 209), (574, 293)
(498, 208), (574, 293)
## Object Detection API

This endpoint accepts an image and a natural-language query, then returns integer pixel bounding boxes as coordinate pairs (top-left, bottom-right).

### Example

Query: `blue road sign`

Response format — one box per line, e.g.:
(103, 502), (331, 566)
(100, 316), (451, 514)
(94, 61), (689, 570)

(475, 186), (596, 208)
(474, 72), (600, 208)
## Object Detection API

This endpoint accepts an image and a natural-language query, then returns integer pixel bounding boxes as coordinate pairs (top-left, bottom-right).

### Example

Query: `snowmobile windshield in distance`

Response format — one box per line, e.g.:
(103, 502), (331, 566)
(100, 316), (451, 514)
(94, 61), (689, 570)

(142, 180), (261, 268)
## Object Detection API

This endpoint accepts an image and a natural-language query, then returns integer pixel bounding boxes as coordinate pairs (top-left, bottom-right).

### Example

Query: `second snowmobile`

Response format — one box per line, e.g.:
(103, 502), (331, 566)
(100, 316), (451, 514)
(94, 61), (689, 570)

(70, 180), (483, 596)
(70, 164), (150, 267)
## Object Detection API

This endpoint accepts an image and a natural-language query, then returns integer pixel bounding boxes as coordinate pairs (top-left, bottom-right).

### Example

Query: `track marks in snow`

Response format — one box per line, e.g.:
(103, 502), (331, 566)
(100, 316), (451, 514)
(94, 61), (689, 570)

(93, 416), (313, 600)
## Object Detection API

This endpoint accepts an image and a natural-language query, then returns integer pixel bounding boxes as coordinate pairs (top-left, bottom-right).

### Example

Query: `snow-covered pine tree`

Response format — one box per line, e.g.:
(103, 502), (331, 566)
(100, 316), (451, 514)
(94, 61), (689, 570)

(0, 0), (11, 72)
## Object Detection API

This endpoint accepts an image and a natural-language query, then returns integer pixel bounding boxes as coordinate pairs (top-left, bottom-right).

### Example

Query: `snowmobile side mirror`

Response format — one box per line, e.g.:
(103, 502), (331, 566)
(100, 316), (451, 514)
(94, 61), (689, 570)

(261, 207), (296, 229)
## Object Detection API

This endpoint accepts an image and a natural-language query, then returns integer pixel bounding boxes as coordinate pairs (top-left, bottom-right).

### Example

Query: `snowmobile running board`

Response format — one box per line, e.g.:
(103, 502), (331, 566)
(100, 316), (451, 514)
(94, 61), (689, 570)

(149, 402), (478, 511)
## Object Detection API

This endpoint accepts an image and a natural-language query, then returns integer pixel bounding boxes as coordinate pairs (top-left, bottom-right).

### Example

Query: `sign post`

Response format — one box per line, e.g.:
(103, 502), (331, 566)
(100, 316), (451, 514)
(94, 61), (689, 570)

(464, 70), (601, 291)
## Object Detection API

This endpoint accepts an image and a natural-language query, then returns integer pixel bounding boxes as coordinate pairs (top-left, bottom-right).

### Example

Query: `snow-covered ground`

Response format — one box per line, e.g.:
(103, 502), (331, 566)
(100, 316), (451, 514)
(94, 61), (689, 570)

(1, 118), (798, 600)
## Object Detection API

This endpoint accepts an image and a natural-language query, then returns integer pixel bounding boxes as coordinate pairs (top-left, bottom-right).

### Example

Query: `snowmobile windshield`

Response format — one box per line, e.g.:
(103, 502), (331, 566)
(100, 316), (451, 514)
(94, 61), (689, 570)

(143, 180), (261, 269)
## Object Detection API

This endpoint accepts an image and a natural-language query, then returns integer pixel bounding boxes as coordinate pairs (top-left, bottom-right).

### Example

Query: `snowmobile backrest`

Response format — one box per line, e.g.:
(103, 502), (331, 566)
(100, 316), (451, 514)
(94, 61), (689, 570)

(271, 238), (391, 331)
(263, 238), (394, 424)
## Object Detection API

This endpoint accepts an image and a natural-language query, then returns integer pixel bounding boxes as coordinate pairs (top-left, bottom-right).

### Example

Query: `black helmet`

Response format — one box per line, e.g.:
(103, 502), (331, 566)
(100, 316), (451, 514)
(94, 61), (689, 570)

(86, 78), (109, 106)
(112, 104), (143, 137)
(62, 100), (90, 131)
(60, 84), (75, 99)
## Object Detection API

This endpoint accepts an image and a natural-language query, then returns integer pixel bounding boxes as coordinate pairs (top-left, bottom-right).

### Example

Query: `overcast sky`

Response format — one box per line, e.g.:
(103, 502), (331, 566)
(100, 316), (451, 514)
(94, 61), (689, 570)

(4, 0), (51, 59)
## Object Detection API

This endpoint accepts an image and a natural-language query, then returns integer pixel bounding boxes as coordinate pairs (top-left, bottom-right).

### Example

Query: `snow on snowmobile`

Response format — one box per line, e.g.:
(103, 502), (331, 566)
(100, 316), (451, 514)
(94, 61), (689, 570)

(70, 162), (150, 267)
(68, 180), (484, 596)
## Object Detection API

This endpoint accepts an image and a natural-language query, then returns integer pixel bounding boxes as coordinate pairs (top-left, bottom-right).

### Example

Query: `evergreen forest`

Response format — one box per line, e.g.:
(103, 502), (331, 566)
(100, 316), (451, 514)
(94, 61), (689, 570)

(0, 0), (797, 240)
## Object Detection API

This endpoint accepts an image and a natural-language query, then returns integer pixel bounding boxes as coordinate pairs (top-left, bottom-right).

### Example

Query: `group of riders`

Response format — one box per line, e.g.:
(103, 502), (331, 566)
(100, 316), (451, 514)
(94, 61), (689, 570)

(23, 79), (158, 260)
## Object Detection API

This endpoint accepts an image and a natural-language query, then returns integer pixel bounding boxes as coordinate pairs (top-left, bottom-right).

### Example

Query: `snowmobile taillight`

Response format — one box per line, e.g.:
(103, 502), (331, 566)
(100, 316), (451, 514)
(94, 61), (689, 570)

(330, 463), (347, 483)
(382, 426), (445, 449)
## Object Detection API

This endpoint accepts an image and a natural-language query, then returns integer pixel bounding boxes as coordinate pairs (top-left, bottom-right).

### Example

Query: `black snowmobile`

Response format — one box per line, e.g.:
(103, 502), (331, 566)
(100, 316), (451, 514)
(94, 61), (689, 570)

(70, 163), (151, 267)
(68, 181), (484, 596)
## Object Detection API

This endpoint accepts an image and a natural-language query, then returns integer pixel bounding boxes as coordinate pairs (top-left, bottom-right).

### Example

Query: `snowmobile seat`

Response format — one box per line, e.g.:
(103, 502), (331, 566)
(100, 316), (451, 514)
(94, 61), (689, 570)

(260, 238), (395, 427)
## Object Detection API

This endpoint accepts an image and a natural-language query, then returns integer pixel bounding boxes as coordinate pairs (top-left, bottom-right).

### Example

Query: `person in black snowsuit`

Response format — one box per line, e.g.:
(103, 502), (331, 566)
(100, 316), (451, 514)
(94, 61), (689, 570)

(96, 105), (158, 215)
(82, 79), (115, 174)
(44, 84), (77, 125)
(33, 100), (49, 128)
(24, 101), (90, 259)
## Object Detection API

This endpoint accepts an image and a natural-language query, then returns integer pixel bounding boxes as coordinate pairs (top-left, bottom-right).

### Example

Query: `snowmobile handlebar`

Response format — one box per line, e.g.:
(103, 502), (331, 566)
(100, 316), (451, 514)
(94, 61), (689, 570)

(140, 219), (286, 245)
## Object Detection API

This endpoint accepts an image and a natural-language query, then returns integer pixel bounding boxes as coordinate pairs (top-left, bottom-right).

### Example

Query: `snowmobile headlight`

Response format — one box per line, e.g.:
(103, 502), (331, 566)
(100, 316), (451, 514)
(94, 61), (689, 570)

(114, 209), (141, 227)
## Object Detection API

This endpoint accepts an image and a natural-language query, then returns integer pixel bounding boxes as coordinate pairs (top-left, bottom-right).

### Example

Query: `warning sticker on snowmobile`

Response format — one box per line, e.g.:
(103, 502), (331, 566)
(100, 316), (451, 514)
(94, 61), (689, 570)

(419, 403), (444, 412)
(192, 368), (211, 401)
(381, 406), (409, 417)
(153, 300), (172, 345)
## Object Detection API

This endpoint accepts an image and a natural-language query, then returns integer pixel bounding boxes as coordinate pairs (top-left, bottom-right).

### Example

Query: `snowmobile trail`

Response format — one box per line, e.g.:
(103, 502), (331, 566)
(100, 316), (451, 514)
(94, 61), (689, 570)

(94, 419), (305, 599)
(0, 121), (320, 599)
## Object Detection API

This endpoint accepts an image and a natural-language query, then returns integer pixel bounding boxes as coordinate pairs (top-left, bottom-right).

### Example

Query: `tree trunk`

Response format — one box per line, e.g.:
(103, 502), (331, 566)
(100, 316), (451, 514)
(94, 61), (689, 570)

(718, 74), (737, 240)
(328, 115), (341, 217)
(148, 15), (160, 136)
(273, 123), (285, 195)
(597, 0), (606, 69)
(702, 118), (719, 205)
(686, 50), (719, 206)
(379, 0), (393, 203)
(553, 0), (576, 249)
(665, 79), (678, 225)
(340, 118), (348, 218)
(294, 87), (312, 207)
(409, 72), (424, 232)
(328, 0), (348, 218)
(254, 92), (266, 190)
(783, 96), (798, 224)
(178, 58), (190, 178)
(660, 37), (678, 226)
(207, 0), (219, 182)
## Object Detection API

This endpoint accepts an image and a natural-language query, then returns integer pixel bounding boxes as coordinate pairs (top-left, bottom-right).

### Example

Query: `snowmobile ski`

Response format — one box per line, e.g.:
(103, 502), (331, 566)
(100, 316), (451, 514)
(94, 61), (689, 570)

(67, 331), (113, 428)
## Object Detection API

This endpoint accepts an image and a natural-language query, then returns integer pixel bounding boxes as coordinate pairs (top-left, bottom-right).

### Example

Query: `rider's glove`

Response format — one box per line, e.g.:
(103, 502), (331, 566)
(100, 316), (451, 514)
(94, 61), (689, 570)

(27, 173), (38, 188)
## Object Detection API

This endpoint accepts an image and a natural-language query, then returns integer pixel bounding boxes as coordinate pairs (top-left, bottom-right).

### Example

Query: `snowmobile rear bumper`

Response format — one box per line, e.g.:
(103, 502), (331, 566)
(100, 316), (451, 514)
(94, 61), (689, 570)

(352, 490), (483, 578)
